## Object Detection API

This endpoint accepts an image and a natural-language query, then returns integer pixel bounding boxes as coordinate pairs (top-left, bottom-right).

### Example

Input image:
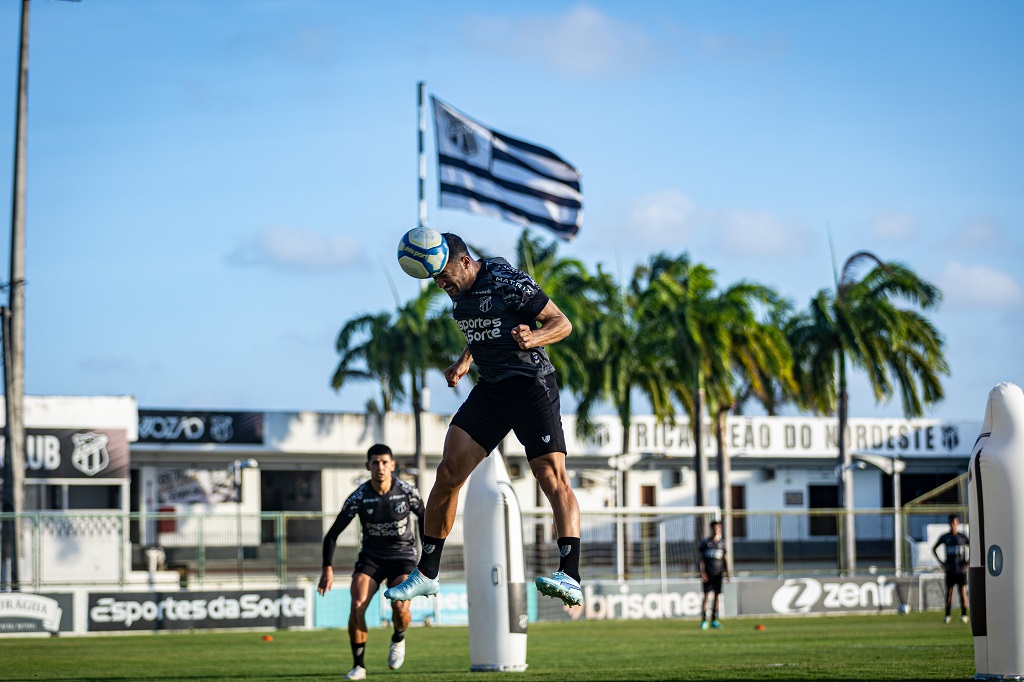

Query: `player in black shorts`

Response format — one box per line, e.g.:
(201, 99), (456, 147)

(319, 444), (424, 681)
(698, 520), (729, 629)
(385, 232), (583, 608)
(932, 513), (969, 624)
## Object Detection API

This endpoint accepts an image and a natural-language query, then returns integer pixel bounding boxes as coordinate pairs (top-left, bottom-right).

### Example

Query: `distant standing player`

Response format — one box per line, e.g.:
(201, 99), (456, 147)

(932, 513), (969, 624)
(698, 520), (729, 629)
(385, 232), (583, 607)
(319, 444), (424, 681)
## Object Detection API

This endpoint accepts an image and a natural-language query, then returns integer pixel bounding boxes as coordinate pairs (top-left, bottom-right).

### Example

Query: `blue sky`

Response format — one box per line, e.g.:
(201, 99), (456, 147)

(0, 1), (1020, 421)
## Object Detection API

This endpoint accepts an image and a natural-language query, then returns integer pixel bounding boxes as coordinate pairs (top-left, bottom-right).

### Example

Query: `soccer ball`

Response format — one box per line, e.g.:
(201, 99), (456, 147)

(898, 603), (911, 615)
(397, 228), (449, 279)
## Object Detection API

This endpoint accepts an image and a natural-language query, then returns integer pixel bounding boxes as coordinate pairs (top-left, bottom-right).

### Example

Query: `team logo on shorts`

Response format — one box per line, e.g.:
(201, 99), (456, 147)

(542, 435), (551, 443)
(394, 500), (409, 515)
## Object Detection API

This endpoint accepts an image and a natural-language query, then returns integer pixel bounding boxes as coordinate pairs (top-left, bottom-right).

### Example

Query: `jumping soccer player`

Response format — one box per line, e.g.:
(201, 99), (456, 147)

(384, 232), (583, 608)
(932, 513), (969, 624)
(319, 444), (424, 681)
(698, 520), (729, 629)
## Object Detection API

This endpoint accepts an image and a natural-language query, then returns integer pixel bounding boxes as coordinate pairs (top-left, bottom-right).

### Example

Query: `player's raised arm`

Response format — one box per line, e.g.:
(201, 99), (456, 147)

(511, 300), (572, 350)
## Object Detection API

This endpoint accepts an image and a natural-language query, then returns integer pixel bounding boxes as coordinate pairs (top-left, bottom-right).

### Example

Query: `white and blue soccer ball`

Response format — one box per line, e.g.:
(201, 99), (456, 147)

(397, 227), (449, 279)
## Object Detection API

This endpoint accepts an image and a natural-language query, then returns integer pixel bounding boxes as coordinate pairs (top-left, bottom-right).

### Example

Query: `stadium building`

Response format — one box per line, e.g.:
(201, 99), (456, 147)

(0, 395), (975, 634)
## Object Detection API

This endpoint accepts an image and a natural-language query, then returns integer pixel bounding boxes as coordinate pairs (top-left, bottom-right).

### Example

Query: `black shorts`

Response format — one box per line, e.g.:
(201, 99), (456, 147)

(353, 553), (416, 587)
(945, 570), (967, 589)
(451, 373), (567, 460)
(703, 575), (724, 594)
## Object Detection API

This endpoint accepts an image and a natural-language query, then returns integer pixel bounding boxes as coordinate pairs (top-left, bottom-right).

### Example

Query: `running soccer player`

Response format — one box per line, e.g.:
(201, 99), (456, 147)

(698, 520), (729, 629)
(932, 513), (969, 624)
(319, 444), (424, 681)
(385, 232), (583, 608)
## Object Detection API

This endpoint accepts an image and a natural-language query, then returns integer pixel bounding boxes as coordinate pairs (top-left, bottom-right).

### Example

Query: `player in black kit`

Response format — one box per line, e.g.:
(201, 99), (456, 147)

(385, 232), (583, 608)
(932, 513), (969, 624)
(698, 520), (729, 629)
(319, 444), (424, 681)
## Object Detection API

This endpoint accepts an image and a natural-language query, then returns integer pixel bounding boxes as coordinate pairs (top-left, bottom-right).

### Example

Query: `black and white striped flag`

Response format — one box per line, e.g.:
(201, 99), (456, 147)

(432, 97), (582, 241)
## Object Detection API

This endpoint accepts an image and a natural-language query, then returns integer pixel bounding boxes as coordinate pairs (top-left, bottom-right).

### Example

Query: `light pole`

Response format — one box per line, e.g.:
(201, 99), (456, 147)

(231, 458), (259, 586)
(834, 460), (865, 575)
(854, 453), (907, 576)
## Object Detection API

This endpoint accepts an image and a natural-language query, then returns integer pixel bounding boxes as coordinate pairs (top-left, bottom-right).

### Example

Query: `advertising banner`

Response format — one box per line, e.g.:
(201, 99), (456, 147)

(0, 593), (73, 634)
(533, 579), (723, 622)
(738, 575), (905, 615)
(87, 589), (305, 632)
(138, 410), (264, 445)
(314, 583), (468, 629)
(3, 429), (130, 480)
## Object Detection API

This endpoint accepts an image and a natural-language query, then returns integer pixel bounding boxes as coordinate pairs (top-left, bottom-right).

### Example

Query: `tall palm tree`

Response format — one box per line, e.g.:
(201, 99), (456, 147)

(631, 252), (720, 507)
(331, 284), (462, 488)
(574, 264), (674, 520)
(392, 285), (464, 485)
(702, 282), (796, 573)
(788, 251), (948, 573)
(331, 312), (405, 413)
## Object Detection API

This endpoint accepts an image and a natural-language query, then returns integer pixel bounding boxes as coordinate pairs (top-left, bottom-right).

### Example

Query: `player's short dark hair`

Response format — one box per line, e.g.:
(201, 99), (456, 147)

(441, 232), (469, 260)
(712, 520), (723, 528)
(367, 443), (393, 460)
(949, 513), (960, 524)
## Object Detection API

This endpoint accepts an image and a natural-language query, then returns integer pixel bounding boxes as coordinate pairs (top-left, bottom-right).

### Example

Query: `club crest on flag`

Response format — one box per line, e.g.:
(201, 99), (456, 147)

(441, 108), (478, 158)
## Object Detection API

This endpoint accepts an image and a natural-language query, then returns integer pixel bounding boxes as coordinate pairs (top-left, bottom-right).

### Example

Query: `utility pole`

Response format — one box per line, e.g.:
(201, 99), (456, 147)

(1, 0), (32, 593)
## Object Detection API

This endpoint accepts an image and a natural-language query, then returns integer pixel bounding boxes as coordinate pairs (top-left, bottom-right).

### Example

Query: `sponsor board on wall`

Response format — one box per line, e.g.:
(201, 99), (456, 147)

(1, 429), (130, 480)
(533, 580), (720, 622)
(739, 576), (905, 615)
(138, 410), (264, 445)
(87, 589), (305, 631)
(0, 593), (72, 634)
(314, 584), (469, 629)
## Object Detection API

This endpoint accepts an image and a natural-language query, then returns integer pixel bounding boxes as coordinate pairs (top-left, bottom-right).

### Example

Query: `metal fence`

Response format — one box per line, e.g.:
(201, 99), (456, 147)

(0, 505), (966, 591)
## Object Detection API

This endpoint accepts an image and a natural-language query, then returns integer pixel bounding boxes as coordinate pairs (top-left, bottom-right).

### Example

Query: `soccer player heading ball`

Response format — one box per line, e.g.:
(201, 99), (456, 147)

(385, 232), (584, 608)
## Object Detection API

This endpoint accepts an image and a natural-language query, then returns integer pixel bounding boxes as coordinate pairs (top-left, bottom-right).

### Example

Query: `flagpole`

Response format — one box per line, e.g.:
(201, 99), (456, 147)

(417, 81), (427, 229)
(413, 81), (428, 492)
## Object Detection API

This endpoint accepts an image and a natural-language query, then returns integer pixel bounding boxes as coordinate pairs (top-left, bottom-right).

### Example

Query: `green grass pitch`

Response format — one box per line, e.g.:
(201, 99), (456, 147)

(0, 612), (973, 682)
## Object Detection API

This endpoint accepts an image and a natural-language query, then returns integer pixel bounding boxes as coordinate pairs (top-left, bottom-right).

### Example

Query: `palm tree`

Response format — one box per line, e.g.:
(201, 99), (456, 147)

(631, 252), (719, 507)
(331, 312), (405, 413)
(701, 282), (796, 574)
(331, 284), (462, 489)
(788, 251), (948, 573)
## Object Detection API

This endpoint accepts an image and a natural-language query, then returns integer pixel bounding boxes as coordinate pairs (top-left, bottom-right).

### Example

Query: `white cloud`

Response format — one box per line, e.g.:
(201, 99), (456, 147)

(718, 209), (811, 258)
(463, 4), (662, 77)
(873, 212), (919, 241)
(620, 191), (811, 259)
(227, 226), (363, 272)
(947, 216), (1017, 252)
(626, 189), (699, 242)
(938, 261), (1024, 310)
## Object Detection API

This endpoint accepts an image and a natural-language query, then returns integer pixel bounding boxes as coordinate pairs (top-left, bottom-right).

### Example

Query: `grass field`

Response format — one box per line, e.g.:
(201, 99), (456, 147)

(0, 612), (974, 682)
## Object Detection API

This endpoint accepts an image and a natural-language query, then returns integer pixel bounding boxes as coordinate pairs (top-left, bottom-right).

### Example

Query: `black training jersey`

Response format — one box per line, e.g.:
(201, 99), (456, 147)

(451, 257), (553, 383)
(321, 478), (424, 567)
(935, 531), (968, 573)
(698, 536), (727, 576)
